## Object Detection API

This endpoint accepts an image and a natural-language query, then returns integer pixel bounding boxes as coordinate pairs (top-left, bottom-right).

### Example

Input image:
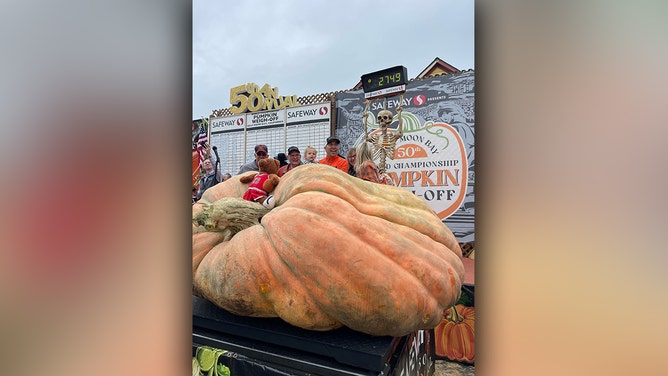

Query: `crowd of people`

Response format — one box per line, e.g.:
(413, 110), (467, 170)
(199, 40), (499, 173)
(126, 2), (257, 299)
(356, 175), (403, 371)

(192, 135), (394, 203)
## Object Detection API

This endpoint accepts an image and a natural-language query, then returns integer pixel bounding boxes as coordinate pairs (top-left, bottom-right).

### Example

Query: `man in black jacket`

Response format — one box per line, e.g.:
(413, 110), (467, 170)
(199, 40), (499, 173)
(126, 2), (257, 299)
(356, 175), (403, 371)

(196, 158), (220, 201)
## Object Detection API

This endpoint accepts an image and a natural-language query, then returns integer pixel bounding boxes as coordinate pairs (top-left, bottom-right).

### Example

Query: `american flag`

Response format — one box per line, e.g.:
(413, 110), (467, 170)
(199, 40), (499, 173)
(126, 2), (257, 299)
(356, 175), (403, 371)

(196, 123), (210, 168)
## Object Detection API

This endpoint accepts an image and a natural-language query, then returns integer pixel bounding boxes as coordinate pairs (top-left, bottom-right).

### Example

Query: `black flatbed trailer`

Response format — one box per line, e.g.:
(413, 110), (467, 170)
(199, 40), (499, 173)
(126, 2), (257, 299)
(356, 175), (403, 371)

(193, 295), (433, 376)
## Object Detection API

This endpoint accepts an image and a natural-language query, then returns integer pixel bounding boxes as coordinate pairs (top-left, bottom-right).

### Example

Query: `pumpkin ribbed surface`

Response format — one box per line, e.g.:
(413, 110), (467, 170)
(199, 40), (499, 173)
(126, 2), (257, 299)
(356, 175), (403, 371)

(434, 304), (475, 363)
(192, 164), (464, 336)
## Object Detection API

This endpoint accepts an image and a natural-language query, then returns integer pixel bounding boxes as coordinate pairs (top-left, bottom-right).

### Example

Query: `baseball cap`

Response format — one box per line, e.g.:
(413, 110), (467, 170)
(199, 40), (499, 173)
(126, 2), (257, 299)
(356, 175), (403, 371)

(287, 146), (300, 154)
(326, 136), (340, 145)
(255, 144), (268, 154)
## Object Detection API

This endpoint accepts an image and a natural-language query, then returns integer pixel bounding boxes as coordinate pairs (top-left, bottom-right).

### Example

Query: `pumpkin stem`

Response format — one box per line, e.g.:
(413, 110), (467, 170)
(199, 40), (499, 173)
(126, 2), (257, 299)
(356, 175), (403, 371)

(445, 305), (463, 323)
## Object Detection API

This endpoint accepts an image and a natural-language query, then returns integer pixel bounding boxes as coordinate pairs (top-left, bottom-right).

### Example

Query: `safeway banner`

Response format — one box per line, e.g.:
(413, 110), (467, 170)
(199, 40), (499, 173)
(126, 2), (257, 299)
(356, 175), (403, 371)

(335, 71), (475, 242)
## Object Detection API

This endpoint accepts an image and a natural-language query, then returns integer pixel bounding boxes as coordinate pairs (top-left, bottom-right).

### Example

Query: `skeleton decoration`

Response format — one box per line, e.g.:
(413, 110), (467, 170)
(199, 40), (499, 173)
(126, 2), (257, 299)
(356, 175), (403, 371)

(363, 96), (404, 174)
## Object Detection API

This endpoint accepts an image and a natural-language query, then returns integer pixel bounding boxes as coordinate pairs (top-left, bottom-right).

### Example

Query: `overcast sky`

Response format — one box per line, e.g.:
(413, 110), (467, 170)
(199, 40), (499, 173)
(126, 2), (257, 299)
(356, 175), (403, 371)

(193, 0), (474, 119)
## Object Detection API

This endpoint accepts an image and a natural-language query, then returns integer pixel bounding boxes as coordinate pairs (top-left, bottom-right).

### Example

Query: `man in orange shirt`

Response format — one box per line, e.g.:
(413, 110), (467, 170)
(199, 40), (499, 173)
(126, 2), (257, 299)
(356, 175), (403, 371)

(318, 136), (348, 173)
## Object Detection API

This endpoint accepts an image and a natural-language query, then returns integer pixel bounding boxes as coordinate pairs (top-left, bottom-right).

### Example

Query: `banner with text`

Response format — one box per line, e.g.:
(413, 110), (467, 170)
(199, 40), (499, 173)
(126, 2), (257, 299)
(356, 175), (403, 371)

(335, 71), (475, 242)
(286, 103), (331, 152)
(208, 103), (331, 175)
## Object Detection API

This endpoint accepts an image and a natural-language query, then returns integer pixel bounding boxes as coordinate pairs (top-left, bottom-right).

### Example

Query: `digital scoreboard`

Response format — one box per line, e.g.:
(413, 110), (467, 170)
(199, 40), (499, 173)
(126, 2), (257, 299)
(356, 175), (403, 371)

(360, 65), (408, 99)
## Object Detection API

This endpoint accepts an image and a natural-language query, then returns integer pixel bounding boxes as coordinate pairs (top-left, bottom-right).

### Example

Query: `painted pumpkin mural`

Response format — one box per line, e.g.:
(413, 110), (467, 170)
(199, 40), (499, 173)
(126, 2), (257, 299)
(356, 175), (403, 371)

(434, 303), (475, 363)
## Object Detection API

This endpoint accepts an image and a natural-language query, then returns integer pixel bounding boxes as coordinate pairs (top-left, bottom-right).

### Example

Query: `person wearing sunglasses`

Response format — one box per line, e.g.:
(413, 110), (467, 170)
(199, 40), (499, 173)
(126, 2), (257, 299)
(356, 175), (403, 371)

(237, 144), (269, 174)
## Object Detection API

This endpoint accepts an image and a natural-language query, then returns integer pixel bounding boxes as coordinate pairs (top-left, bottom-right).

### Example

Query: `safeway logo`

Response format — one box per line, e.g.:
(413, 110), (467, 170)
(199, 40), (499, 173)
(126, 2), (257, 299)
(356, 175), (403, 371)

(319, 106), (328, 116)
(236, 118), (244, 126)
(413, 95), (426, 106)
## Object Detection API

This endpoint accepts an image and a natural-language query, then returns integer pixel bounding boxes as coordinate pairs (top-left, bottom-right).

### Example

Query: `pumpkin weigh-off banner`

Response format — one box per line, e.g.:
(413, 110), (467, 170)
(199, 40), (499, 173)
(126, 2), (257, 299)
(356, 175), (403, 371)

(335, 71), (475, 242)
(207, 102), (331, 177)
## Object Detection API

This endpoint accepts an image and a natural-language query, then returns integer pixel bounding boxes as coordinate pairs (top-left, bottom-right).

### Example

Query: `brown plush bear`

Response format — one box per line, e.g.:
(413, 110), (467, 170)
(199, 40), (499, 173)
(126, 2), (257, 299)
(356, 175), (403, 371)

(240, 158), (280, 209)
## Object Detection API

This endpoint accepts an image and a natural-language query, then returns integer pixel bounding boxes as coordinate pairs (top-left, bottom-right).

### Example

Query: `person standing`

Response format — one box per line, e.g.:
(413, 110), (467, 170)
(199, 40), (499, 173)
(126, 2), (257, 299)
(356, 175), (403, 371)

(318, 136), (348, 173)
(278, 146), (303, 176)
(237, 144), (269, 174)
(276, 152), (288, 167)
(346, 148), (357, 177)
(196, 158), (220, 200)
(355, 141), (394, 185)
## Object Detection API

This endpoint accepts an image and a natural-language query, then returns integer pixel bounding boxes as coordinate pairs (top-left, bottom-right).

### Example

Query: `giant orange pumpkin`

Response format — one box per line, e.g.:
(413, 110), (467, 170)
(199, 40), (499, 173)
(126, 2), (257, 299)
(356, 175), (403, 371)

(434, 304), (475, 363)
(192, 164), (465, 337)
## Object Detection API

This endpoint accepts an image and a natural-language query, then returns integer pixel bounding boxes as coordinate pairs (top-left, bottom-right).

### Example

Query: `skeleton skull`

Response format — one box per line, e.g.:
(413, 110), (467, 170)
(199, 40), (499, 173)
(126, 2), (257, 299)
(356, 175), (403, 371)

(377, 110), (393, 128)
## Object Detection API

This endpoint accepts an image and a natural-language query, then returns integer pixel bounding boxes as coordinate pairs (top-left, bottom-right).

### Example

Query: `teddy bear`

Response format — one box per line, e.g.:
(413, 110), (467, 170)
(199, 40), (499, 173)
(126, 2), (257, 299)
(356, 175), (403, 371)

(240, 157), (280, 209)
